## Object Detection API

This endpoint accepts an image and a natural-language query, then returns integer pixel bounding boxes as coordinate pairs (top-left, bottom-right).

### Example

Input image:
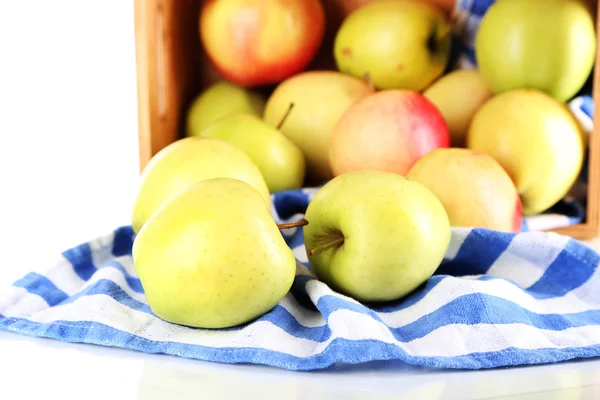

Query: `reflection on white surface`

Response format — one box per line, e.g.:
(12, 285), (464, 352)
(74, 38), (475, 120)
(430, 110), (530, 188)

(1, 330), (600, 400)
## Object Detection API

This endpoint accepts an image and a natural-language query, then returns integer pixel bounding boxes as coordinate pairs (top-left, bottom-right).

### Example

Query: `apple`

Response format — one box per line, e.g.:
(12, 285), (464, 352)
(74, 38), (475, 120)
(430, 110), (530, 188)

(197, 112), (306, 193)
(133, 178), (296, 329)
(199, 0), (326, 88)
(333, 0), (452, 91)
(329, 89), (450, 177)
(423, 69), (493, 147)
(475, 0), (597, 102)
(131, 137), (270, 234)
(263, 70), (375, 184)
(186, 80), (266, 137)
(407, 148), (523, 232)
(467, 88), (585, 216)
(303, 170), (451, 302)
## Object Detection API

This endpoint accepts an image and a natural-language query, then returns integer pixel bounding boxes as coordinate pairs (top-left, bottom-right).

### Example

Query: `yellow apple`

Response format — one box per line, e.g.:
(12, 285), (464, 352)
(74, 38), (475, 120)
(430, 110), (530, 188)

(263, 70), (374, 184)
(333, 0), (452, 91)
(133, 178), (296, 329)
(408, 148), (523, 232)
(131, 137), (270, 234)
(423, 69), (493, 147)
(467, 89), (585, 216)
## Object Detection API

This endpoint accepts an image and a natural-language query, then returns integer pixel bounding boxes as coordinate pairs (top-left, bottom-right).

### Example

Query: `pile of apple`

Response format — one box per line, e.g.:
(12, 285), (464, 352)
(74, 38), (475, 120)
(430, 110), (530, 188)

(130, 0), (596, 329)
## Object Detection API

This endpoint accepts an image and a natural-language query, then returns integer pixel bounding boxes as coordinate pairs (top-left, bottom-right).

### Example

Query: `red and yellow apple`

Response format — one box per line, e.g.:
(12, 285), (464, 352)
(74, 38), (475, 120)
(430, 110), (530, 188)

(263, 70), (375, 184)
(329, 90), (450, 177)
(199, 0), (325, 88)
(467, 89), (585, 216)
(407, 148), (523, 232)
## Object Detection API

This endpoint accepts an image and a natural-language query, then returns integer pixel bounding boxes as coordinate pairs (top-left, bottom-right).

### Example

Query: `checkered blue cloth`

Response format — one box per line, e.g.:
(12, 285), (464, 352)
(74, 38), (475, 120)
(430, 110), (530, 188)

(1, 189), (600, 371)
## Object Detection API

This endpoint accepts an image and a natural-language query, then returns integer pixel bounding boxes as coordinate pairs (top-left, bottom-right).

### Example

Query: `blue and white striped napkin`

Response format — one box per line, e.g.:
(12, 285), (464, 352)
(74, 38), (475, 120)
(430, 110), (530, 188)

(1, 189), (600, 371)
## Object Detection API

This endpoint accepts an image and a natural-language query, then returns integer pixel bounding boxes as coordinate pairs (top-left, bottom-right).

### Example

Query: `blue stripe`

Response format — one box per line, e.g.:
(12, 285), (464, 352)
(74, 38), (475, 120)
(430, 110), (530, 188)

(112, 226), (135, 257)
(62, 243), (96, 281)
(580, 95), (594, 118)
(100, 260), (144, 293)
(2, 315), (600, 371)
(527, 239), (600, 298)
(12, 273), (69, 307)
(316, 292), (600, 342)
(436, 229), (512, 276)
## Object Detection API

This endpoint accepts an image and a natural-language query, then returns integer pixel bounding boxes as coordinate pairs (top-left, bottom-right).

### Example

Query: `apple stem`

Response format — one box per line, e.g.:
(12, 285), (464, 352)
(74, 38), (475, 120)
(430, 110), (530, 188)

(277, 219), (308, 230)
(364, 72), (375, 92)
(307, 237), (345, 256)
(276, 102), (295, 130)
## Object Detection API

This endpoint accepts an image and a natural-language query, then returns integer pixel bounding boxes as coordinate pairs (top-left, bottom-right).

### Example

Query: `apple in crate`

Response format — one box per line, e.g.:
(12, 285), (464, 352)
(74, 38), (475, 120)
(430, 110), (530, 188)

(133, 178), (296, 329)
(186, 80), (266, 137)
(423, 70), (493, 147)
(468, 89), (585, 216)
(199, 0), (325, 88)
(333, 0), (452, 91)
(197, 112), (306, 193)
(408, 148), (523, 233)
(475, 0), (597, 102)
(303, 171), (451, 302)
(329, 90), (450, 177)
(263, 71), (375, 184)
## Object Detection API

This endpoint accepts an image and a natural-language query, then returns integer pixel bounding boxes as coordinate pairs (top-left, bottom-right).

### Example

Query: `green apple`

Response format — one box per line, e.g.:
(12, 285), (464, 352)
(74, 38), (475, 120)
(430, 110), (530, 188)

(467, 88), (585, 216)
(423, 69), (493, 147)
(185, 80), (266, 136)
(475, 0), (596, 102)
(132, 137), (270, 234)
(263, 70), (374, 184)
(303, 170), (451, 302)
(333, 0), (451, 91)
(197, 112), (306, 193)
(133, 178), (296, 329)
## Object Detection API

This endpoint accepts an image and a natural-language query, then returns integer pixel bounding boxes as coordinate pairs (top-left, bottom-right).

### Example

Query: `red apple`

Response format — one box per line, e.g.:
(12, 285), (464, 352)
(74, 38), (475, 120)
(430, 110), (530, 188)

(329, 90), (450, 177)
(199, 0), (326, 88)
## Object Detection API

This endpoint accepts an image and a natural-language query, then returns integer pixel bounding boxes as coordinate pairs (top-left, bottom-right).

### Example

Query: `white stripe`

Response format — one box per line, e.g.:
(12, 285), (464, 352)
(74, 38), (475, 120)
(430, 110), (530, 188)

(445, 228), (470, 260)
(0, 286), (49, 316)
(3, 290), (600, 360)
(88, 230), (117, 267)
(486, 232), (570, 288)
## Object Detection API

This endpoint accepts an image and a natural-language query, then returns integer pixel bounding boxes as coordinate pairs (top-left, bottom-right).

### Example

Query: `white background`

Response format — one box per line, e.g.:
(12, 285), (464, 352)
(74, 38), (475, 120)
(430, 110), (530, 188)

(0, 1), (140, 286)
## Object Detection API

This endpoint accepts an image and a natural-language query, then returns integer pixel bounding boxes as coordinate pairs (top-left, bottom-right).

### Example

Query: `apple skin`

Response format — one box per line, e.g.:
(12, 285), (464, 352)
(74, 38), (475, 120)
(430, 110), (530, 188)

(131, 137), (270, 234)
(197, 113), (306, 193)
(133, 178), (296, 329)
(423, 69), (493, 147)
(303, 170), (451, 303)
(333, 0), (452, 91)
(467, 89), (585, 216)
(186, 80), (266, 137)
(263, 70), (375, 184)
(475, 0), (597, 102)
(199, 0), (325, 88)
(407, 148), (523, 233)
(329, 89), (450, 177)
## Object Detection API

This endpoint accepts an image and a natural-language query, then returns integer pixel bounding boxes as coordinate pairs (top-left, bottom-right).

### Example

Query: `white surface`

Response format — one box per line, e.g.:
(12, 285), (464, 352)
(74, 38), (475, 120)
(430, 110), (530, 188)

(2, 1), (600, 399)
(0, 0), (140, 286)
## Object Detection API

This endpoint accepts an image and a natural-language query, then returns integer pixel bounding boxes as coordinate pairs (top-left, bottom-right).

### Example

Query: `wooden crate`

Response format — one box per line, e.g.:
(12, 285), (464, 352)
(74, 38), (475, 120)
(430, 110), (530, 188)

(133, 0), (600, 240)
